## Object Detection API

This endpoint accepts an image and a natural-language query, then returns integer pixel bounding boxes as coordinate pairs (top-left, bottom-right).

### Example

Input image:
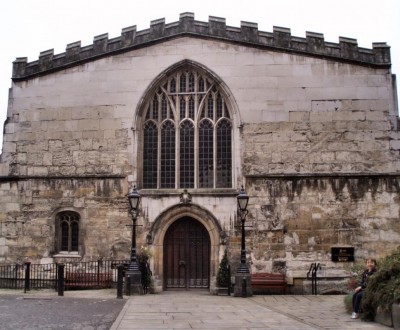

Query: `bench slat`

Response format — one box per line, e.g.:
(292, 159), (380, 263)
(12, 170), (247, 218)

(65, 272), (112, 288)
(251, 272), (286, 295)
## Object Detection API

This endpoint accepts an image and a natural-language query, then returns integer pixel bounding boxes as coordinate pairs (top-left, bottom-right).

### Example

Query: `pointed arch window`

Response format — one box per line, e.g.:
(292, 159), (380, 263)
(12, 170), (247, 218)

(142, 68), (232, 189)
(56, 211), (80, 253)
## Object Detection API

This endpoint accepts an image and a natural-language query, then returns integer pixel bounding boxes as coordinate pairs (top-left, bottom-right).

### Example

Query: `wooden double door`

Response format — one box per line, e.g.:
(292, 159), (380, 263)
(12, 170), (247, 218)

(164, 217), (210, 289)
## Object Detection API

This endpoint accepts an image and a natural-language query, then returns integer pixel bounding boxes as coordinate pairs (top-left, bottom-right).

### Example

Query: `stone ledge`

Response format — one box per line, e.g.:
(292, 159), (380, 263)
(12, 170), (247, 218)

(0, 174), (126, 182)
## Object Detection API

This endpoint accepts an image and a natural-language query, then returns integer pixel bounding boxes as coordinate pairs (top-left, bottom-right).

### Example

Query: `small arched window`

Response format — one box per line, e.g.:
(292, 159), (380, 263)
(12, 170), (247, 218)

(56, 212), (80, 253)
(142, 67), (232, 189)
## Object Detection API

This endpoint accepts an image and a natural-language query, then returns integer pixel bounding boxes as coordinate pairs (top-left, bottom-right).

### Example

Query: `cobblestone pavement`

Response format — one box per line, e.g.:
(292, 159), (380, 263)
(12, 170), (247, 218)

(0, 290), (388, 330)
(0, 289), (126, 330)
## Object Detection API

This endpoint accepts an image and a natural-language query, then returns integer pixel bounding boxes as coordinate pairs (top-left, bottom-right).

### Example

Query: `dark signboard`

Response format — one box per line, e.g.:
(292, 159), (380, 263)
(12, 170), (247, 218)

(331, 247), (354, 262)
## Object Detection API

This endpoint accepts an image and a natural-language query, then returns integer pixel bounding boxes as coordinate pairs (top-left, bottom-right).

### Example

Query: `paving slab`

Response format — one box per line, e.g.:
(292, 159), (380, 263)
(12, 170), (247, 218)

(111, 292), (388, 330)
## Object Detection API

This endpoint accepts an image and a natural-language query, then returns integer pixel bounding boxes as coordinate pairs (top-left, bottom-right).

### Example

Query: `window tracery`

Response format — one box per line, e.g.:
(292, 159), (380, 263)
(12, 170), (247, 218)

(142, 68), (232, 189)
(56, 211), (80, 253)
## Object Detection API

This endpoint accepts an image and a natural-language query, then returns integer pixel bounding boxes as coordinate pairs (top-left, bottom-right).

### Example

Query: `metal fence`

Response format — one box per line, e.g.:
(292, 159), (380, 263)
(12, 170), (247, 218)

(0, 263), (28, 290)
(0, 259), (150, 292)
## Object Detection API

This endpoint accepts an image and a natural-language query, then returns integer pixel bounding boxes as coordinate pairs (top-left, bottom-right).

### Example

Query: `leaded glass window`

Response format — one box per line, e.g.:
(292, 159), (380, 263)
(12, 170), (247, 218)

(180, 120), (195, 188)
(161, 121), (176, 188)
(143, 121), (158, 188)
(57, 212), (79, 253)
(216, 119), (232, 188)
(142, 68), (232, 189)
(161, 96), (168, 120)
(180, 97), (186, 120)
(199, 120), (214, 188)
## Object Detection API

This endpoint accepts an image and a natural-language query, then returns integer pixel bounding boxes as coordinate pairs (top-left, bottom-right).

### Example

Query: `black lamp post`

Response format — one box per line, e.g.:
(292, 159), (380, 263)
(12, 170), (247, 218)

(234, 185), (252, 297)
(127, 185), (141, 272)
(237, 185), (250, 274)
(126, 185), (143, 294)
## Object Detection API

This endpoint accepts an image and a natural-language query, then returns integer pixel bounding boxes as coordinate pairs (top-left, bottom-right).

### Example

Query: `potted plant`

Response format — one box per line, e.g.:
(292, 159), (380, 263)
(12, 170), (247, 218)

(216, 249), (231, 295)
(137, 245), (153, 293)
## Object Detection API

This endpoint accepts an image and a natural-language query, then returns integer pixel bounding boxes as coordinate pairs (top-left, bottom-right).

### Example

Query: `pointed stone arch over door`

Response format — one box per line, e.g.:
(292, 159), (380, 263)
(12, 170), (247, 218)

(164, 217), (210, 289)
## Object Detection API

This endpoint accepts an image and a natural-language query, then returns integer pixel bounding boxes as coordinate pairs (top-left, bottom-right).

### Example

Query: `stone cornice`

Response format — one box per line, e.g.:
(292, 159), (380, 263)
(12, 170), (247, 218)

(246, 173), (400, 179)
(12, 12), (391, 81)
(0, 174), (126, 182)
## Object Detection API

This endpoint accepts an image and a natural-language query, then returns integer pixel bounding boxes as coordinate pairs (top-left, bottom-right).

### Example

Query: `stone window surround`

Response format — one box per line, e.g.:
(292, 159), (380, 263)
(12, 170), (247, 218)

(138, 61), (240, 190)
(54, 211), (81, 256)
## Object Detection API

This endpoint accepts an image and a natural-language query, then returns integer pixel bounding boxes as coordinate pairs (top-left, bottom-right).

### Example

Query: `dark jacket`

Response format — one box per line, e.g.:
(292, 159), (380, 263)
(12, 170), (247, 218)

(359, 267), (376, 289)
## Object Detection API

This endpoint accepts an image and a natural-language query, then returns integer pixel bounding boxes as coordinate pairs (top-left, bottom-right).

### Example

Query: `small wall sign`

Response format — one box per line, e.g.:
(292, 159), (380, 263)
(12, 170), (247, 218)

(331, 247), (355, 262)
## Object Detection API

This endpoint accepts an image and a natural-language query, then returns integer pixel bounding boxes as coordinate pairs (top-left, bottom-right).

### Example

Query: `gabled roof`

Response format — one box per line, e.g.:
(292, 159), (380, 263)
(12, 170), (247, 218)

(12, 12), (391, 81)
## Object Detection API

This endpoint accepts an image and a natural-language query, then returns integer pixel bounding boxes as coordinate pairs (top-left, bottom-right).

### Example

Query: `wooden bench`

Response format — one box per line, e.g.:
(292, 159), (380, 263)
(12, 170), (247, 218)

(65, 272), (112, 288)
(251, 273), (287, 295)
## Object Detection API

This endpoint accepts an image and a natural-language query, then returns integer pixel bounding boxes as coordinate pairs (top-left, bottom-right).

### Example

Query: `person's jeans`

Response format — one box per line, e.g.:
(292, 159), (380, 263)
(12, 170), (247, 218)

(353, 290), (364, 313)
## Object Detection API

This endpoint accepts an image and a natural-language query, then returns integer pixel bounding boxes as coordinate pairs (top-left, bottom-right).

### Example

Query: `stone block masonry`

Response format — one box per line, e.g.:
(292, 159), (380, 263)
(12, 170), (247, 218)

(1, 12), (398, 294)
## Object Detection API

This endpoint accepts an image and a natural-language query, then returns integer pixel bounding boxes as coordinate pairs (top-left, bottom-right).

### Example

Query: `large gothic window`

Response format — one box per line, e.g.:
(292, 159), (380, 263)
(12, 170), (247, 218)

(142, 68), (232, 189)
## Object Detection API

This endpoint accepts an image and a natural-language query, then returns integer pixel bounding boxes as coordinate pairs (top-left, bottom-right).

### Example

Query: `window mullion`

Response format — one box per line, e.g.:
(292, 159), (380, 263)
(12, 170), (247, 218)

(176, 119), (179, 189)
(194, 122), (198, 189)
(194, 86), (199, 189)
(68, 222), (71, 253)
(213, 125), (217, 189)
(157, 124), (161, 189)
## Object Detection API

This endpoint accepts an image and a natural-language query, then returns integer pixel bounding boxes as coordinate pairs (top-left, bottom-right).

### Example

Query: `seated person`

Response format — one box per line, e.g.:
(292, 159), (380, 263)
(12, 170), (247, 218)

(351, 258), (377, 319)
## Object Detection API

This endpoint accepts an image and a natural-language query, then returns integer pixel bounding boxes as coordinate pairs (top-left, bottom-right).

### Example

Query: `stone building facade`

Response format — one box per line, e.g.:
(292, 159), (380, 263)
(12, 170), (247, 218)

(0, 13), (399, 293)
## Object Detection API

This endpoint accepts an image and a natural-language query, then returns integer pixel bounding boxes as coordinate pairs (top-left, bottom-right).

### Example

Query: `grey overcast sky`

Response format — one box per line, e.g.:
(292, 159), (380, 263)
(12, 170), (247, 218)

(1, 0), (399, 154)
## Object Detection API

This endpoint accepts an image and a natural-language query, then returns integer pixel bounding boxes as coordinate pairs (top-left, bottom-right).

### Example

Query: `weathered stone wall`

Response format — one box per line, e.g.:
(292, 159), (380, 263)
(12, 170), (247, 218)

(0, 175), (239, 265)
(246, 175), (399, 262)
(241, 108), (399, 175)
(222, 175), (400, 293)
(0, 16), (399, 293)
(2, 37), (398, 177)
(0, 177), (134, 263)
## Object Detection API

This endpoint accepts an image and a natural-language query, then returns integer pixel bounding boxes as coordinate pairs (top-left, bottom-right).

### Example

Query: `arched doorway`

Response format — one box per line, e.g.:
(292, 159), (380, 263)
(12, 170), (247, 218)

(163, 217), (210, 289)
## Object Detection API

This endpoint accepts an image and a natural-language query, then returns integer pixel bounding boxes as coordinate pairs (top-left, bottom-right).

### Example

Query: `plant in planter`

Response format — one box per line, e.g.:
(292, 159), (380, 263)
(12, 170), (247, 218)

(362, 246), (400, 324)
(137, 245), (153, 292)
(216, 249), (231, 295)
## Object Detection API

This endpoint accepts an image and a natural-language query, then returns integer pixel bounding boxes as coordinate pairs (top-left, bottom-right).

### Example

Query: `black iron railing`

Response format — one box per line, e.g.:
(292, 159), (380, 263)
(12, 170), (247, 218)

(0, 259), (151, 293)
(307, 262), (321, 295)
(0, 263), (26, 289)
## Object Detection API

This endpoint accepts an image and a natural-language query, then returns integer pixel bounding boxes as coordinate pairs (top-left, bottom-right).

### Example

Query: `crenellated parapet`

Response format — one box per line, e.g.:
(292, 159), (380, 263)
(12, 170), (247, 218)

(12, 12), (391, 80)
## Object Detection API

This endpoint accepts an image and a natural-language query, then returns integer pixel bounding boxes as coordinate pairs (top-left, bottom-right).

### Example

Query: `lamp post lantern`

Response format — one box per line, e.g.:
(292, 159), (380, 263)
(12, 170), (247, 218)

(234, 185), (253, 297)
(126, 185), (143, 295)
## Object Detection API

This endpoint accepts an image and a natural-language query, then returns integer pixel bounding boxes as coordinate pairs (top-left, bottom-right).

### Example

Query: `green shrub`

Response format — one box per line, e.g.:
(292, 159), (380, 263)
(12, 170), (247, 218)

(343, 293), (353, 313)
(216, 249), (231, 287)
(362, 246), (400, 320)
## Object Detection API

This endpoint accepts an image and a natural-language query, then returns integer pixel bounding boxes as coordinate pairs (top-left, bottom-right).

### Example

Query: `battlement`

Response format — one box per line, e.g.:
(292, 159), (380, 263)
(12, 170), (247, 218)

(12, 12), (391, 80)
